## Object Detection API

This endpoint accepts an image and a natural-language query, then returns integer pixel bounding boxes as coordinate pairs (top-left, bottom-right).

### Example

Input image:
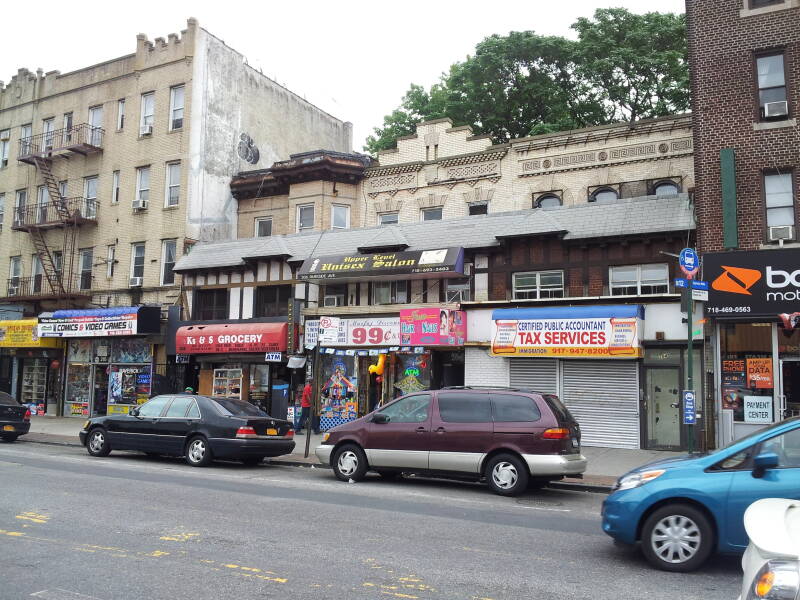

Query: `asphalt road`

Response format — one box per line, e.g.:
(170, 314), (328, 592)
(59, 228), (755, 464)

(1, 441), (740, 600)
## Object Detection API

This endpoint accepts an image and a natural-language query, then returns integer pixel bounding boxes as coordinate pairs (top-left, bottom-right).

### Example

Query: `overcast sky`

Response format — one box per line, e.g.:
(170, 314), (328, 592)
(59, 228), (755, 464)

(1, 0), (685, 152)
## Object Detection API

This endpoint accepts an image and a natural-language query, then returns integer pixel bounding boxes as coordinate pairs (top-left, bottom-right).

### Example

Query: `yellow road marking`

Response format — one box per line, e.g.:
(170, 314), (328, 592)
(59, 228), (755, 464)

(15, 512), (49, 524)
(159, 532), (199, 542)
(380, 592), (418, 599)
(0, 529), (25, 537)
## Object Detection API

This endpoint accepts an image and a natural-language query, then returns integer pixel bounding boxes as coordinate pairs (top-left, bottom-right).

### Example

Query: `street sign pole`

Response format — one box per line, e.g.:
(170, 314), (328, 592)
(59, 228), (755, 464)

(686, 290), (694, 454)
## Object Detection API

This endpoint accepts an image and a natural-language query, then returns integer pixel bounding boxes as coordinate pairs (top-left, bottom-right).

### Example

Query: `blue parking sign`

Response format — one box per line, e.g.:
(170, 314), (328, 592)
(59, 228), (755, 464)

(683, 390), (696, 425)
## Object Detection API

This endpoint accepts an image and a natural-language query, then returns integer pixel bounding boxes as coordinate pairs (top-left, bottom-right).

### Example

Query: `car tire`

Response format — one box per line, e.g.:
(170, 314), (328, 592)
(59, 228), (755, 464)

(332, 444), (368, 482)
(185, 436), (213, 467)
(640, 503), (713, 572)
(485, 453), (529, 496)
(241, 457), (263, 467)
(1, 434), (19, 442)
(86, 428), (111, 457)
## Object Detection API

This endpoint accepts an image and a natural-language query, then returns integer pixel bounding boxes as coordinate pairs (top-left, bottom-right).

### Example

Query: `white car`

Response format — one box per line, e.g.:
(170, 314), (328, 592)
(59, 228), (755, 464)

(740, 498), (800, 600)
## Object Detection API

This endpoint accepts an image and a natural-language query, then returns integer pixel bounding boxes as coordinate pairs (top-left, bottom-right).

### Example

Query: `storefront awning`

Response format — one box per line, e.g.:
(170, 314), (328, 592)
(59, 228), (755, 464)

(176, 323), (287, 354)
(297, 247), (465, 282)
(0, 319), (62, 348)
(38, 306), (161, 338)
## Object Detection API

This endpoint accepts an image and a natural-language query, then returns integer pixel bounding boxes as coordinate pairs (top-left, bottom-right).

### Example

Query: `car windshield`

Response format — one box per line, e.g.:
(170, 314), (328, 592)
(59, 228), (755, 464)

(211, 398), (268, 417)
(0, 392), (19, 406)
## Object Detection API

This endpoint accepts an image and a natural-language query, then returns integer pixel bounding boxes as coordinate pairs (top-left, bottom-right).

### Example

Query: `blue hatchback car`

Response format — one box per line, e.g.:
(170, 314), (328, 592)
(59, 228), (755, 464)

(602, 416), (800, 572)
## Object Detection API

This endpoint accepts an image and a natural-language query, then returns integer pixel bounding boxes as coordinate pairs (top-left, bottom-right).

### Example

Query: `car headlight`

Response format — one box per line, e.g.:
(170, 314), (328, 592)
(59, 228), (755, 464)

(322, 432), (330, 443)
(614, 469), (666, 491)
(747, 560), (800, 600)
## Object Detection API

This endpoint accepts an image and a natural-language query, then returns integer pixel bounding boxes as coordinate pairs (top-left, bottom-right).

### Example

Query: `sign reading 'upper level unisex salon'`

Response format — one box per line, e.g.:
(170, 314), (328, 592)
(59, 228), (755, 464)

(298, 248), (464, 282)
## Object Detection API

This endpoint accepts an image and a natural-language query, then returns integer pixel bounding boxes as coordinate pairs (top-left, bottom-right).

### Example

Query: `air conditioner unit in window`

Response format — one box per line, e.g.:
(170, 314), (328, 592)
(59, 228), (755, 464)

(132, 198), (148, 211)
(768, 225), (795, 242)
(8, 286), (19, 296)
(323, 295), (344, 307)
(764, 101), (789, 119)
(140, 124), (153, 136)
(129, 277), (143, 287)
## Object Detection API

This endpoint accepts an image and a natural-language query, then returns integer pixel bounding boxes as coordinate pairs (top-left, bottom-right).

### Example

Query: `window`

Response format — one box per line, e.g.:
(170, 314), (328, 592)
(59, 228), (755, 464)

(187, 401), (200, 419)
(37, 185), (50, 223)
(492, 394), (541, 422)
(9, 256), (22, 289)
(117, 99), (125, 130)
(138, 396), (170, 418)
(53, 251), (62, 274)
(513, 271), (565, 300)
(255, 217), (272, 237)
(445, 278), (471, 303)
(610, 263), (669, 295)
(438, 392), (492, 423)
(751, 0), (785, 6)
(331, 204), (350, 230)
(379, 212), (399, 226)
(0, 129), (9, 168)
(254, 285), (292, 317)
(323, 283), (348, 307)
(378, 394), (431, 423)
(20, 124), (32, 155)
(756, 52), (788, 120)
(297, 204), (315, 231)
(373, 280), (408, 305)
(764, 172), (795, 228)
(536, 194), (562, 209)
(14, 190), (26, 226)
(62, 113), (73, 144)
(169, 85), (184, 130)
(421, 206), (442, 221)
(58, 180), (68, 199)
(136, 166), (150, 204)
(165, 396), (194, 418)
(140, 92), (155, 133)
(165, 162), (180, 207)
(468, 203), (488, 216)
(31, 255), (43, 293)
(161, 239), (176, 286)
(79, 248), (93, 290)
(106, 245), (116, 278)
(193, 289), (229, 320)
(130, 243), (145, 280)
(0, 193), (4, 230)
(111, 171), (120, 204)
(83, 176), (98, 218)
(654, 181), (680, 197)
(42, 118), (55, 151)
(88, 106), (103, 146)
(590, 188), (619, 204)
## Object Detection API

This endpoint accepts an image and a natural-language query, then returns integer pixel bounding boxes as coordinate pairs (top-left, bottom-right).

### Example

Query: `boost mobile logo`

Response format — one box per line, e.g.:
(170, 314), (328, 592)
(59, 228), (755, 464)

(711, 266), (761, 295)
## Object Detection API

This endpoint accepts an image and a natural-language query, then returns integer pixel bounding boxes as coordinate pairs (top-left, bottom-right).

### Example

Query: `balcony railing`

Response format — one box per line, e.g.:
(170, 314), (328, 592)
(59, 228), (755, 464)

(5, 275), (91, 299)
(11, 197), (99, 230)
(18, 124), (104, 162)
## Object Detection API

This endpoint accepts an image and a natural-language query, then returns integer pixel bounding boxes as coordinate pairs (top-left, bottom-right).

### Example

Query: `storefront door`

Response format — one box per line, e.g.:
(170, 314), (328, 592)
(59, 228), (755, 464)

(780, 359), (800, 419)
(643, 367), (681, 450)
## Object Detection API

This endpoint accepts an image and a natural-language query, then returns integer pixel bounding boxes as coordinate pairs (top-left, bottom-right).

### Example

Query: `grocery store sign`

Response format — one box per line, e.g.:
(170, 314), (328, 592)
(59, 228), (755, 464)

(305, 318), (400, 347)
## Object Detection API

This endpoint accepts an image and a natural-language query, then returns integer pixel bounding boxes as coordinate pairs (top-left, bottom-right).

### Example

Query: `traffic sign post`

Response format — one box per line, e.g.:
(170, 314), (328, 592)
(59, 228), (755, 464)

(679, 247), (700, 279)
(679, 248), (700, 453)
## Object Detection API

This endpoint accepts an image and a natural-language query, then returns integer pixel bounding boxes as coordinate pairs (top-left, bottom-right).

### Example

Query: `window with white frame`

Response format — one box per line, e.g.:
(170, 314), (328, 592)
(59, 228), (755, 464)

(88, 106), (103, 146)
(9, 256), (22, 289)
(372, 280), (408, 305)
(161, 239), (177, 285)
(140, 92), (155, 134)
(31, 254), (43, 293)
(446, 278), (472, 302)
(58, 180), (68, 199)
(379, 212), (399, 226)
(37, 185), (50, 223)
(764, 172), (795, 229)
(117, 99), (125, 130)
(297, 204), (315, 231)
(0, 193), (4, 231)
(165, 162), (180, 207)
(255, 217), (272, 237)
(136, 166), (150, 204)
(610, 263), (669, 296)
(20, 124), (32, 155)
(106, 245), (115, 278)
(331, 204), (350, 230)
(79, 248), (93, 290)
(0, 129), (9, 168)
(513, 271), (565, 300)
(62, 113), (73, 144)
(421, 206), (443, 221)
(111, 171), (120, 204)
(14, 190), (26, 226)
(53, 251), (62, 274)
(169, 85), (184, 130)
(42, 118), (55, 151)
(130, 243), (145, 280)
(84, 176), (98, 218)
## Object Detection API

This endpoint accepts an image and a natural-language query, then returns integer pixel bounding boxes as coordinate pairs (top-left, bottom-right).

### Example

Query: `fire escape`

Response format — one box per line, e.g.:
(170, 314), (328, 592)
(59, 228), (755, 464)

(9, 124), (102, 305)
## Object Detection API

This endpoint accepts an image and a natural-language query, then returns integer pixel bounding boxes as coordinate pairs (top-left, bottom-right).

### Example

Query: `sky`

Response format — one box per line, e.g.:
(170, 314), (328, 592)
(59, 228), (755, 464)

(0, 0), (685, 153)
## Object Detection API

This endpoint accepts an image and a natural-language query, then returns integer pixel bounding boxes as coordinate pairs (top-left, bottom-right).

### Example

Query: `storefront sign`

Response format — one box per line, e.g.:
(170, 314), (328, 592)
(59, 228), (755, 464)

(490, 305), (643, 358)
(399, 309), (467, 346)
(264, 352), (283, 362)
(38, 306), (160, 338)
(298, 248), (465, 282)
(0, 320), (61, 348)
(743, 396), (773, 424)
(705, 249), (800, 317)
(306, 318), (400, 347)
(318, 317), (342, 345)
(745, 358), (773, 389)
(175, 323), (287, 354)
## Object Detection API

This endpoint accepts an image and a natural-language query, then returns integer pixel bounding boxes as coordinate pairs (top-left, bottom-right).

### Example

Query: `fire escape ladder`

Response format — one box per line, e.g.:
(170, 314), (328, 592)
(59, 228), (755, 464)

(32, 155), (71, 220)
(62, 225), (78, 295)
(29, 229), (66, 295)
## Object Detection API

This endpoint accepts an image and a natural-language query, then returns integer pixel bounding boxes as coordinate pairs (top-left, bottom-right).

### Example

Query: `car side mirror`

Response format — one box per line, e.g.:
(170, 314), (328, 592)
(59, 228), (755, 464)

(372, 413), (390, 424)
(752, 451), (779, 478)
(129, 407), (140, 417)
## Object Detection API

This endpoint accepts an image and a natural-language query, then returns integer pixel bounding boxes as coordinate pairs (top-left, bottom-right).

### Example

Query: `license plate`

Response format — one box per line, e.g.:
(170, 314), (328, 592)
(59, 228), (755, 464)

(266, 428), (278, 436)
(571, 437), (579, 448)
(3, 425), (15, 431)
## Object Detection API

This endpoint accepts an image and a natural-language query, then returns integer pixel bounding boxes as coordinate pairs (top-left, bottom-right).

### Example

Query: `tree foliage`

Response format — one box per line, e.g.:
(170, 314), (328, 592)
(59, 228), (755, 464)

(364, 8), (688, 155)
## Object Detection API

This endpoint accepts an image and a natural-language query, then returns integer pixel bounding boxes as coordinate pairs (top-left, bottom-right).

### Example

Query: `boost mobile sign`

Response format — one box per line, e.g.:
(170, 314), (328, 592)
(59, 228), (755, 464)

(705, 249), (800, 317)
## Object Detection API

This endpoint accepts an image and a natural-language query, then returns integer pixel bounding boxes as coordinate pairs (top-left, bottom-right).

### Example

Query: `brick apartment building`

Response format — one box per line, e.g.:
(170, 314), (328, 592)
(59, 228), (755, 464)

(687, 0), (800, 444)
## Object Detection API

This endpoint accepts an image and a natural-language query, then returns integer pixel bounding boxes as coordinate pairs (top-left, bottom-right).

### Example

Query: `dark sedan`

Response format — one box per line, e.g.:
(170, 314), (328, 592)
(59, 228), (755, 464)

(0, 391), (31, 442)
(79, 394), (295, 466)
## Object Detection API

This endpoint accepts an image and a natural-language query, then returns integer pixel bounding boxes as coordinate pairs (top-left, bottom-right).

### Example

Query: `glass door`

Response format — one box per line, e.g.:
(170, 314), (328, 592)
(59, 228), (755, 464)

(644, 367), (682, 450)
(780, 360), (800, 419)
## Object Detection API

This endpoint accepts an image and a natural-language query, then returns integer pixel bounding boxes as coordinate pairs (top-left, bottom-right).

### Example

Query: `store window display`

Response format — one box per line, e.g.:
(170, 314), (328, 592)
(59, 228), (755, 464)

(720, 323), (774, 423)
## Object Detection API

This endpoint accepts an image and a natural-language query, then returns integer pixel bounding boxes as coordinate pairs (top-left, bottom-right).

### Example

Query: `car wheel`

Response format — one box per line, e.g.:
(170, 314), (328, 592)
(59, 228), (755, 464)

(86, 428), (111, 457)
(185, 436), (213, 467)
(485, 453), (529, 496)
(640, 504), (713, 572)
(241, 457), (263, 467)
(332, 444), (368, 482)
(1, 434), (19, 443)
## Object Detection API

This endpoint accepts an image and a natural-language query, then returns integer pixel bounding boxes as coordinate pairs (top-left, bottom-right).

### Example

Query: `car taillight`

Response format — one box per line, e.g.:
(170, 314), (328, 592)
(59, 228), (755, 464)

(23, 409), (31, 421)
(543, 428), (570, 439)
(236, 426), (257, 439)
(284, 429), (294, 438)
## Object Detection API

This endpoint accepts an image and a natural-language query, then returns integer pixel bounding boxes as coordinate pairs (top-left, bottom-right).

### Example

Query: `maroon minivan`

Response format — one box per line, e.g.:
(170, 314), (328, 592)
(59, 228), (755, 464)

(315, 387), (587, 496)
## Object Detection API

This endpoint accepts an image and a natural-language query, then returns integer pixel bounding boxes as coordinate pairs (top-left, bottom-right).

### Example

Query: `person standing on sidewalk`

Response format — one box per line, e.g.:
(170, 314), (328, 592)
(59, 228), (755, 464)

(297, 381), (312, 434)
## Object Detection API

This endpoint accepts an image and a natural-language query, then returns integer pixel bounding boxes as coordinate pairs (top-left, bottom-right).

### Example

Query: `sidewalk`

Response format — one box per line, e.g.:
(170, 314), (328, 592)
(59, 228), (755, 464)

(20, 416), (685, 491)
